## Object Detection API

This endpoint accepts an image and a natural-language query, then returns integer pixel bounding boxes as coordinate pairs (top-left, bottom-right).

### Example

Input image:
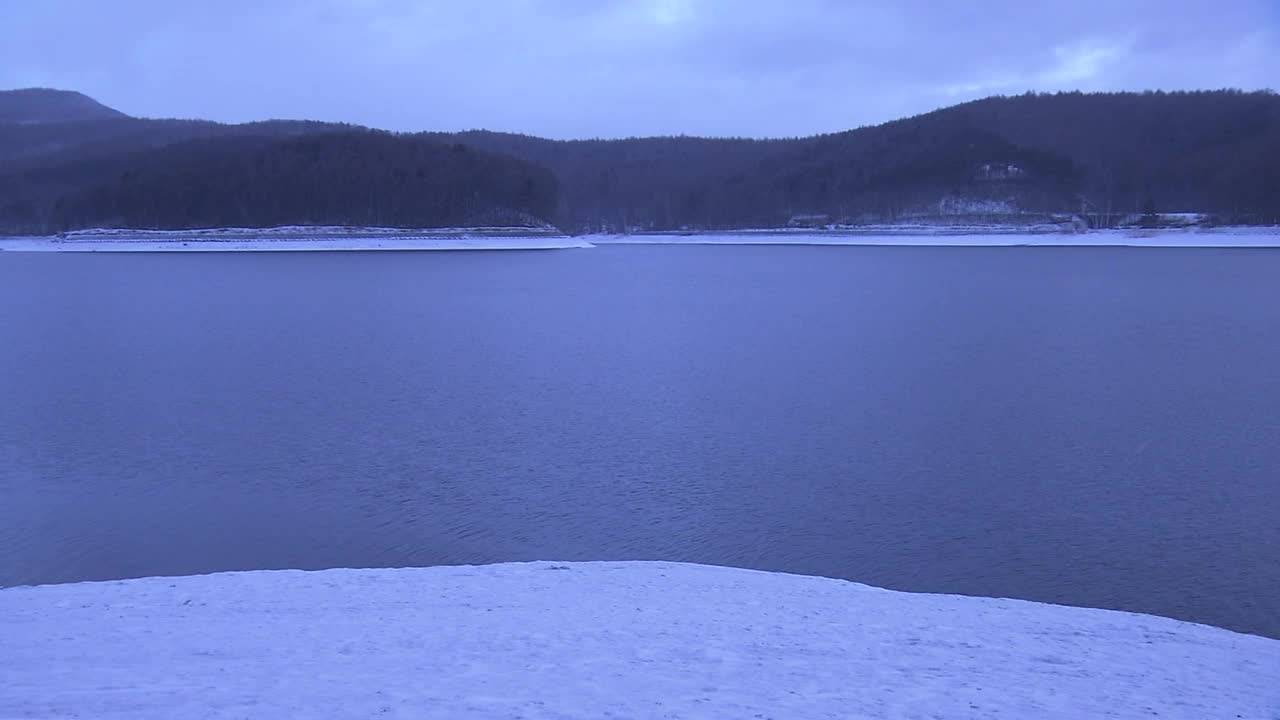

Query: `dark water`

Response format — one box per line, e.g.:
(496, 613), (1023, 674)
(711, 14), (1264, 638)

(2, 246), (1278, 637)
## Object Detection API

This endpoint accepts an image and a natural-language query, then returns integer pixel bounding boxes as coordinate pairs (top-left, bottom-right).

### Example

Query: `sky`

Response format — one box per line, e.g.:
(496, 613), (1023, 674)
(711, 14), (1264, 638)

(1, 0), (1276, 139)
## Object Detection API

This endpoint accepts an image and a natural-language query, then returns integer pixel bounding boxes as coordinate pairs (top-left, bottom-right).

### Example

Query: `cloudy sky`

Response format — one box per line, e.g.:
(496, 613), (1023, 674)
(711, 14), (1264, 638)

(1, 0), (1275, 138)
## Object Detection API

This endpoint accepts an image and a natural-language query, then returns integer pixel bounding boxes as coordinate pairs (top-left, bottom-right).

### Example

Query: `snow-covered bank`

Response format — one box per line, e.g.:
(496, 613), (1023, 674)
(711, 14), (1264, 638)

(591, 227), (1280, 247)
(0, 234), (592, 252)
(58, 225), (563, 239)
(2, 562), (1275, 719)
(4, 226), (1280, 252)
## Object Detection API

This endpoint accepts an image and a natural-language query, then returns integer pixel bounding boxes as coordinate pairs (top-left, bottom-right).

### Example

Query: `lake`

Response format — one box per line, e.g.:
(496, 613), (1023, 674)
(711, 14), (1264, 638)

(1, 245), (1278, 638)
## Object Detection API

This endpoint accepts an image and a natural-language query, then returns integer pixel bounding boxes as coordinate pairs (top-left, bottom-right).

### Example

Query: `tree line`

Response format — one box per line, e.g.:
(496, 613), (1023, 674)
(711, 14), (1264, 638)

(47, 130), (558, 231)
(1, 88), (1276, 234)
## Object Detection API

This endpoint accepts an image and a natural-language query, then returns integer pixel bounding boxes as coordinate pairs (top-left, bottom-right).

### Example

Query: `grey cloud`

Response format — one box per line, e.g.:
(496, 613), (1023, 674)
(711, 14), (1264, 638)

(1, 0), (1274, 138)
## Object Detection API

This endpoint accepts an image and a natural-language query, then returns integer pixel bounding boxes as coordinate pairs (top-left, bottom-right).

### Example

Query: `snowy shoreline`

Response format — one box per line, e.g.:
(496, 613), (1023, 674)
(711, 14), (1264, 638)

(2, 226), (1280, 252)
(0, 232), (592, 252)
(591, 226), (1280, 247)
(3, 561), (1276, 719)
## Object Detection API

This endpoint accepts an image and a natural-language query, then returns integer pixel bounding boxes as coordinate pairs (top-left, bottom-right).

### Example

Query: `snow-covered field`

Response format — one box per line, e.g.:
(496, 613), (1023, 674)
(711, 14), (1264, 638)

(2, 561), (1276, 719)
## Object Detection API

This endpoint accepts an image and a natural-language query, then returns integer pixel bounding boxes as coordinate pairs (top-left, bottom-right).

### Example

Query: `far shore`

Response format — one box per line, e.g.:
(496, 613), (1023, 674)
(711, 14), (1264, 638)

(2, 224), (1279, 252)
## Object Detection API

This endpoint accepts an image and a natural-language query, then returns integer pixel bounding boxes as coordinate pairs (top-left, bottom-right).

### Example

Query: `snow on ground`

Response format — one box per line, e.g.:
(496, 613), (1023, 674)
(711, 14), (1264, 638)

(591, 227), (1280, 247)
(0, 235), (592, 252)
(3, 226), (1280, 252)
(2, 561), (1276, 719)
(60, 225), (562, 239)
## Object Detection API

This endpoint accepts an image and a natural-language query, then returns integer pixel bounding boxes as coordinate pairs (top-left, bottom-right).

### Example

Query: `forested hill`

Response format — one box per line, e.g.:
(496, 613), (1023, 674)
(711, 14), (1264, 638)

(0, 90), (559, 233)
(1, 88), (1276, 234)
(0, 88), (126, 124)
(431, 90), (1280, 230)
(48, 132), (559, 231)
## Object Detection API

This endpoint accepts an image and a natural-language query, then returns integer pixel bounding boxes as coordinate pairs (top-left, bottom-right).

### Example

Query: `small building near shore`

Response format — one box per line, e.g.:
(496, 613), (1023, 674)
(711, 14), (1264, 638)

(788, 214), (831, 228)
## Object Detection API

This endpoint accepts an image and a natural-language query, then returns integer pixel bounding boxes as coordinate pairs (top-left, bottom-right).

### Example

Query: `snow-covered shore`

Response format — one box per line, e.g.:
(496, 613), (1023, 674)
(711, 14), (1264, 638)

(56, 225), (564, 239)
(0, 231), (591, 252)
(3, 226), (1280, 252)
(591, 226), (1280, 247)
(2, 562), (1276, 719)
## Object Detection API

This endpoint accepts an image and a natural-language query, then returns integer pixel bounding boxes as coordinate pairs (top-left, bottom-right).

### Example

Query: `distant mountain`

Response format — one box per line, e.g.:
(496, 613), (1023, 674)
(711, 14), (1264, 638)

(0, 90), (555, 232)
(432, 90), (1279, 230)
(48, 130), (558, 231)
(0, 116), (367, 232)
(0, 88), (128, 124)
(1, 88), (1277, 234)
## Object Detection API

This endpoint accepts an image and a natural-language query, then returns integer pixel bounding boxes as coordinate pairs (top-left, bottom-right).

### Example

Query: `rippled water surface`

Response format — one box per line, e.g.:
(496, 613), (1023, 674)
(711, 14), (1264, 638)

(2, 245), (1278, 637)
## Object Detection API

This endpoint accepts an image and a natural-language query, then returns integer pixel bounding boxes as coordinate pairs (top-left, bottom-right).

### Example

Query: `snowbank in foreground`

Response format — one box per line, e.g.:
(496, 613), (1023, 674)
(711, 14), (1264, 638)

(2, 562), (1276, 719)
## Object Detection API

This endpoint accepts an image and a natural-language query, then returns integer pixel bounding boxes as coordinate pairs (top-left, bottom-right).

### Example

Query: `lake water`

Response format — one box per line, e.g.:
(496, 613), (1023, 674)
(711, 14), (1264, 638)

(2, 245), (1278, 638)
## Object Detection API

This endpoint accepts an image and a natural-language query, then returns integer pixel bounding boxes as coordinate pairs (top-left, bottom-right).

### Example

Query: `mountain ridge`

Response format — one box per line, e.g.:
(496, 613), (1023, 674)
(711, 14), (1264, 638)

(0, 88), (129, 124)
(1, 88), (1276, 233)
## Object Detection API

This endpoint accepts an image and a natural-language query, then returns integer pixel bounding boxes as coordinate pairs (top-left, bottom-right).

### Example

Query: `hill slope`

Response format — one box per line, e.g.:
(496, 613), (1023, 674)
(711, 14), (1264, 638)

(0, 94), (558, 232)
(438, 90), (1279, 230)
(48, 130), (558, 230)
(2, 89), (1276, 233)
(0, 88), (128, 124)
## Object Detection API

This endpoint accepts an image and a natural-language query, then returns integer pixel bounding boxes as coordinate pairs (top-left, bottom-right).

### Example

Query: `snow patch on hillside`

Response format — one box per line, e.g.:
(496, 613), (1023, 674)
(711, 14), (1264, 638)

(2, 561), (1276, 719)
